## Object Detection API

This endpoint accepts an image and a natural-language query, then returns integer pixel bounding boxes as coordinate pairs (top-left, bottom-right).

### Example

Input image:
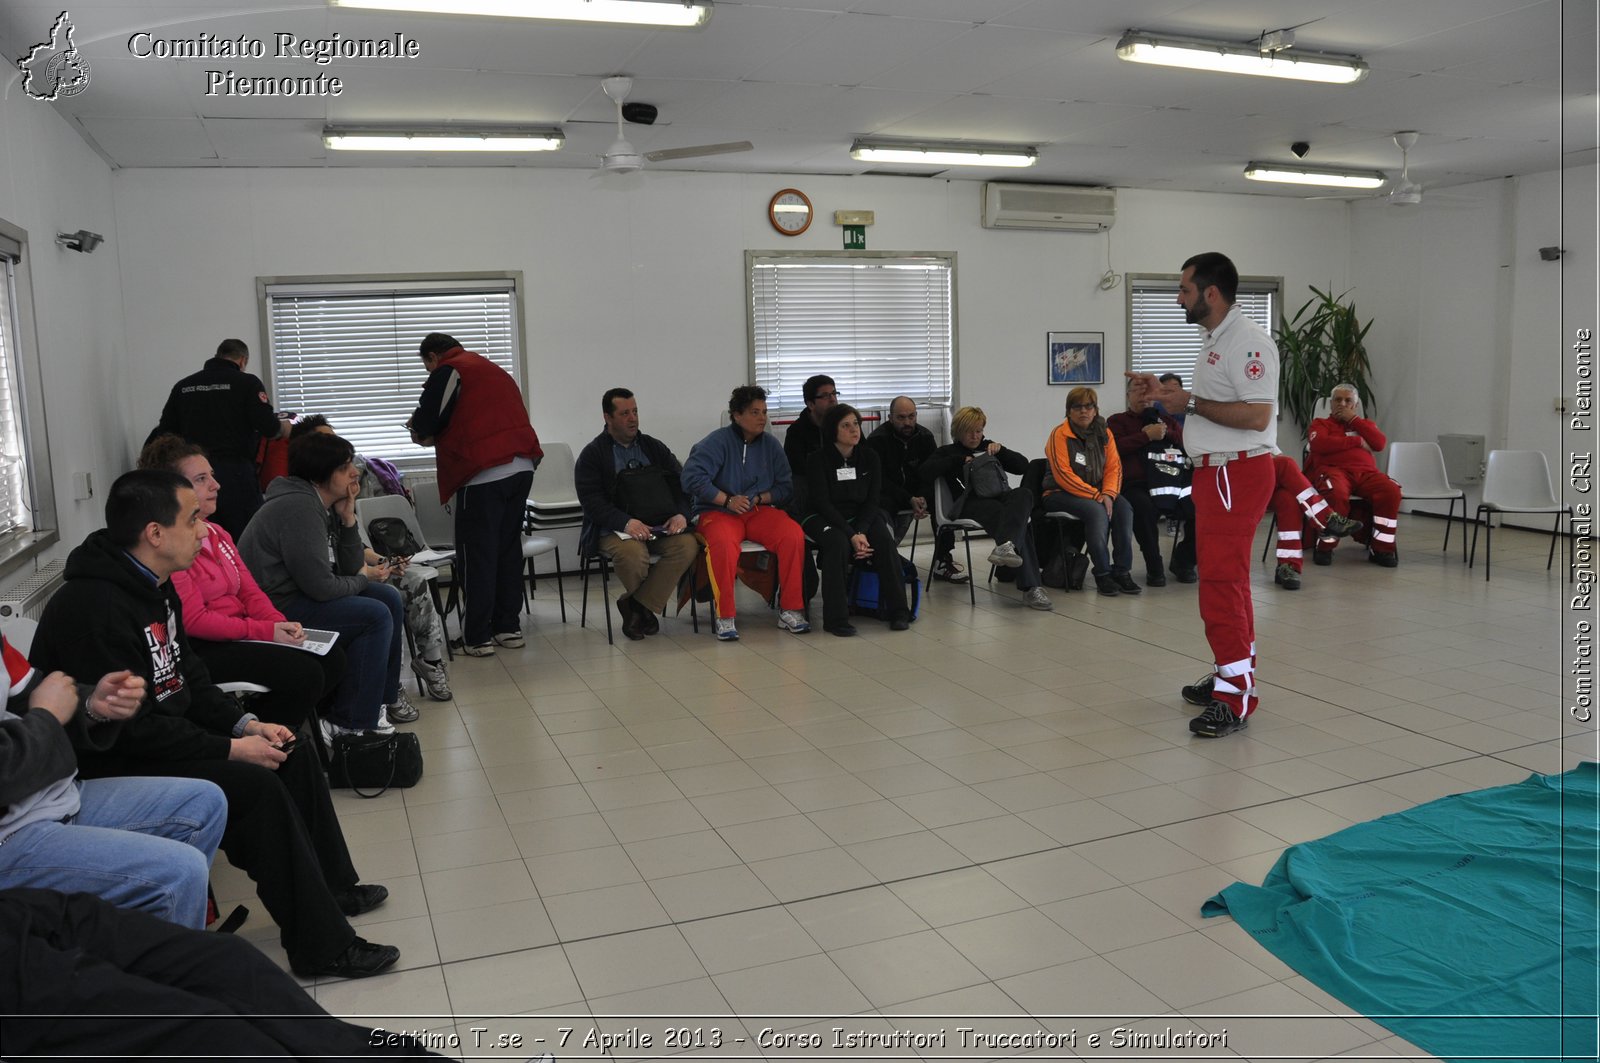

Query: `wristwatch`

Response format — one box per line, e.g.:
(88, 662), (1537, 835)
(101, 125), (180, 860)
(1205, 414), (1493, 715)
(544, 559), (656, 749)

(1184, 395), (1199, 416)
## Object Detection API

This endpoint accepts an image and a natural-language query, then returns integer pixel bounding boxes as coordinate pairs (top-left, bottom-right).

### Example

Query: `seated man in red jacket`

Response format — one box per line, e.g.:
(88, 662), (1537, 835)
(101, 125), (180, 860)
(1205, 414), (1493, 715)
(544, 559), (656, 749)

(1306, 384), (1402, 568)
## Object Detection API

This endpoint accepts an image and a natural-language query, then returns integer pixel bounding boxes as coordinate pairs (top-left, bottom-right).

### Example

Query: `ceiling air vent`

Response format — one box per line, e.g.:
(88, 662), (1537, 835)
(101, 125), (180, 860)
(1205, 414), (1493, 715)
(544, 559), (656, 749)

(981, 183), (1116, 232)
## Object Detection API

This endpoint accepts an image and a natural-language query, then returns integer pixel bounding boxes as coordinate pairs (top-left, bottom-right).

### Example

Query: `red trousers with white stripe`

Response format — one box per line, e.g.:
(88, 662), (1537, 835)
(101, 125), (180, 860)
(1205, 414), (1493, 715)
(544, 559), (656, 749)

(1194, 452), (1274, 720)
(1315, 468), (1401, 555)
(698, 507), (807, 618)
(1271, 455), (1335, 573)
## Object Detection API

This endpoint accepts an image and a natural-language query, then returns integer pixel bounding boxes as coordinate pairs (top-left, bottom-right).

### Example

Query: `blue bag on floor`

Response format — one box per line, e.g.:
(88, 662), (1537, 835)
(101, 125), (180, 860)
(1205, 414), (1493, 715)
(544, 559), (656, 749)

(847, 556), (919, 620)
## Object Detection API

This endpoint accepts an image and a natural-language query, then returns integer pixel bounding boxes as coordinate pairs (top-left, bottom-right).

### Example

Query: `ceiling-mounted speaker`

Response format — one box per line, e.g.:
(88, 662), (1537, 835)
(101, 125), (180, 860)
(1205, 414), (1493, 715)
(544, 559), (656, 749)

(622, 102), (658, 126)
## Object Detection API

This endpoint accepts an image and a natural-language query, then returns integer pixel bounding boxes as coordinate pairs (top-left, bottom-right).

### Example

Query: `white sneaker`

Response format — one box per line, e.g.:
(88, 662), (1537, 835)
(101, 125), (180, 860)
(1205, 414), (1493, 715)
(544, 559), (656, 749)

(373, 706), (396, 735)
(1024, 586), (1054, 611)
(714, 617), (739, 641)
(459, 641), (495, 657)
(492, 631), (526, 648)
(386, 690), (420, 723)
(777, 610), (811, 634)
(987, 541), (1024, 568)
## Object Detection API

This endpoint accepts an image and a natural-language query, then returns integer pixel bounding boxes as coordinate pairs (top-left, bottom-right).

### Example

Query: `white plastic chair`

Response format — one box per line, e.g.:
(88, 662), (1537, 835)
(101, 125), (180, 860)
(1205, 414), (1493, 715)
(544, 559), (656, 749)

(929, 478), (985, 605)
(528, 443), (580, 512)
(1387, 442), (1467, 561)
(357, 494), (460, 656)
(1469, 450), (1574, 581)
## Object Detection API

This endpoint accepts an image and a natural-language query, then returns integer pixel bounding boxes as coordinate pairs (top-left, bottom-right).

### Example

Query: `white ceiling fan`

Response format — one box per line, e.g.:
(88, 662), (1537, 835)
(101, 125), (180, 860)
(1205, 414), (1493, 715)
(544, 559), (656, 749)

(594, 76), (752, 176)
(1386, 130), (1424, 206)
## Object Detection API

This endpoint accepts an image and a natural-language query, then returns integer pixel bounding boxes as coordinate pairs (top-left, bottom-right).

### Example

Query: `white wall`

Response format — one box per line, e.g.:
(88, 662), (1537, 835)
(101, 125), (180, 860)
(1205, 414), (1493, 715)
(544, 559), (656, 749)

(0, 86), (127, 570)
(1348, 163), (1598, 522)
(112, 169), (1351, 465)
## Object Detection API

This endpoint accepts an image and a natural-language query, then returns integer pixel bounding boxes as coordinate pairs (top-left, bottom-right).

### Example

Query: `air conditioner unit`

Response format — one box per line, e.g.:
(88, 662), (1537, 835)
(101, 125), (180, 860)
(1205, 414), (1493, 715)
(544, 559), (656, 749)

(981, 183), (1116, 232)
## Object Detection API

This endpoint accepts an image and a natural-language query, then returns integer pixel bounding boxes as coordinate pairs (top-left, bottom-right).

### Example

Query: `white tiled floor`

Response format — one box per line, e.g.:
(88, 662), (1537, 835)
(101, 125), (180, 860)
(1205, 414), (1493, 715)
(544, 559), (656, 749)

(214, 519), (1594, 1061)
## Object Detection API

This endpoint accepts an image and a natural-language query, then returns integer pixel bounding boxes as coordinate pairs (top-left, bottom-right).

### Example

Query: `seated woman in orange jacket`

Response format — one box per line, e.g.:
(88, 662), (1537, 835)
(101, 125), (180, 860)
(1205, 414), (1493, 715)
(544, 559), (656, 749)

(1042, 386), (1141, 597)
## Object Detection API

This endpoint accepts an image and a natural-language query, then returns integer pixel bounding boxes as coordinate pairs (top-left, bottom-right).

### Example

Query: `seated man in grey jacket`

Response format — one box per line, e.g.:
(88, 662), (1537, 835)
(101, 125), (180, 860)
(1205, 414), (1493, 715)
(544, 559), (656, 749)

(0, 632), (224, 928)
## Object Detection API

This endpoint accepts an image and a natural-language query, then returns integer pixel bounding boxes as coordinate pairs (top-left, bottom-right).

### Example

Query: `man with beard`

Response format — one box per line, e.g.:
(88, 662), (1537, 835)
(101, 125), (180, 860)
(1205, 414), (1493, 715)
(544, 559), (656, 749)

(1127, 252), (1277, 739)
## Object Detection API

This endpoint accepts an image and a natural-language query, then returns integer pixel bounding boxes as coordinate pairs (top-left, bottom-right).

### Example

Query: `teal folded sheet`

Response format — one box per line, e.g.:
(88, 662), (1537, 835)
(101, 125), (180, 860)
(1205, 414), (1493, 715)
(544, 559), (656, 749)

(1203, 762), (1598, 1063)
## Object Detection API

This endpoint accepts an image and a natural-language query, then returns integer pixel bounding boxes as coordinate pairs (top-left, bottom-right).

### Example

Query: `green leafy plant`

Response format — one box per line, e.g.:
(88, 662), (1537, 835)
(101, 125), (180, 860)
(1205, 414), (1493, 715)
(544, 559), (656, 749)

(1276, 285), (1376, 433)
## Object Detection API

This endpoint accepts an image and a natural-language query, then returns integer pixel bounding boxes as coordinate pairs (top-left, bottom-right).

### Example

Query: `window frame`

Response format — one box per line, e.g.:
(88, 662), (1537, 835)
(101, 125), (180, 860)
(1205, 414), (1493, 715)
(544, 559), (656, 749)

(0, 219), (59, 581)
(255, 271), (527, 471)
(1125, 272), (1284, 382)
(745, 249), (959, 421)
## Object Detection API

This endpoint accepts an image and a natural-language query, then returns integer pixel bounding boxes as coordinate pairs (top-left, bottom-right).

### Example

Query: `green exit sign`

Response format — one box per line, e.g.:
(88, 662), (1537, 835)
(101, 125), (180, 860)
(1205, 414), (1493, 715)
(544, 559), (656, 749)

(843, 224), (866, 249)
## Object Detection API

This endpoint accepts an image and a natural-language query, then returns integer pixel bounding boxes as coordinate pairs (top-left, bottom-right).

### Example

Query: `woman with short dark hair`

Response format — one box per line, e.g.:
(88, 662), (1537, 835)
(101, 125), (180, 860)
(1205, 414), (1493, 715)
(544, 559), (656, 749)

(238, 433), (411, 736)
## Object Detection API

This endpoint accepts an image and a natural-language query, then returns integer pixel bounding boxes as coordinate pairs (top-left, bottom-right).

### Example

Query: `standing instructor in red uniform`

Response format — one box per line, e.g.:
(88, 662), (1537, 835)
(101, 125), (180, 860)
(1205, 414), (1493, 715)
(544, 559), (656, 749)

(1128, 252), (1278, 738)
(409, 333), (542, 657)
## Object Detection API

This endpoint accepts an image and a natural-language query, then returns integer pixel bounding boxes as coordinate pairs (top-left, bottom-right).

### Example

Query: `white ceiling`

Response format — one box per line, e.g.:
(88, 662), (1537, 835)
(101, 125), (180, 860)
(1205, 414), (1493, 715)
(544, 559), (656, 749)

(2, 0), (1595, 199)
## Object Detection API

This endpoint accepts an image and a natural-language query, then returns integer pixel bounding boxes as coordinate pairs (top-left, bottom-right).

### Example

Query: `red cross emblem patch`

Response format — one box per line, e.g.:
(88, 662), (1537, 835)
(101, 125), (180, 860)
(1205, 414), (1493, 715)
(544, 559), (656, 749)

(1245, 358), (1265, 380)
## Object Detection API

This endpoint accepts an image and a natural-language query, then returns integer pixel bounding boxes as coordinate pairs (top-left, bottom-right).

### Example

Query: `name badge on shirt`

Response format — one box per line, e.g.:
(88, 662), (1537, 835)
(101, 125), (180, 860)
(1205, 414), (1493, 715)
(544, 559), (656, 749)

(1073, 452), (1087, 466)
(836, 467), (857, 481)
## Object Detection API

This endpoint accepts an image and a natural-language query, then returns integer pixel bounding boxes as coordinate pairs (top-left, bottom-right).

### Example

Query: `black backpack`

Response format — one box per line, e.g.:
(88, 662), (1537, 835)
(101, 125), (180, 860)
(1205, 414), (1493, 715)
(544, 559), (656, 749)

(614, 464), (680, 525)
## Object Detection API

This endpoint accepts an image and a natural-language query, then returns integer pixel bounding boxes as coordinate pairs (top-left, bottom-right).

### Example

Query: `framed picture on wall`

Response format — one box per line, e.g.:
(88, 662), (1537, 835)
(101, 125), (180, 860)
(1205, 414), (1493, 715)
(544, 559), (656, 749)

(1047, 332), (1103, 385)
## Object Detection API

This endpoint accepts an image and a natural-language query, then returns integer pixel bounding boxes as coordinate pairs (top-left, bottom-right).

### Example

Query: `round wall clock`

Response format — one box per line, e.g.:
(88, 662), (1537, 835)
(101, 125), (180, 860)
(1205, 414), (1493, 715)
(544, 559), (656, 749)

(768, 188), (813, 236)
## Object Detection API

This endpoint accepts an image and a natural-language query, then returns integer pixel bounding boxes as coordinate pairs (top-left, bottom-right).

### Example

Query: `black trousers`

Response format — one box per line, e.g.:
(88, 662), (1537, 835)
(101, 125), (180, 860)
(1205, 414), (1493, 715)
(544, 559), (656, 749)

(454, 469), (536, 646)
(0, 889), (441, 1059)
(805, 516), (907, 627)
(960, 487), (1042, 589)
(190, 639), (346, 728)
(210, 458), (263, 540)
(76, 750), (359, 971)
(1124, 483), (1197, 573)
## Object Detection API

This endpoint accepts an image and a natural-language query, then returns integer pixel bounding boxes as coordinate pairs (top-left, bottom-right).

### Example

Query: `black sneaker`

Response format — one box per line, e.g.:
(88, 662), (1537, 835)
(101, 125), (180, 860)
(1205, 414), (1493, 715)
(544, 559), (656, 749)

(1181, 673), (1215, 707)
(1311, 545), (1334, 566)
(296, 937), (401, 979)
(1094, 573), (1119, 597)
(1189, 701), (1248, 738)
(335, 883), (389, 917)
(824, 621), (858, 637)
(1169, 561), (1198, 584)
(1369, 550), (1398, 568)
(1112, 572), (1142, 595)
(1274, 563), (1302, 590)
(1322, 512), (1362, 539)
(1145, 569), (1168, 587)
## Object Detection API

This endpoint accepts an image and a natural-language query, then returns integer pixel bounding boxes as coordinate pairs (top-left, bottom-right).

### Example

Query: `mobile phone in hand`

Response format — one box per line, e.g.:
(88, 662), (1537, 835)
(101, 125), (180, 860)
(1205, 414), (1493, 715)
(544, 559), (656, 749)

(275, 738), (298, 755)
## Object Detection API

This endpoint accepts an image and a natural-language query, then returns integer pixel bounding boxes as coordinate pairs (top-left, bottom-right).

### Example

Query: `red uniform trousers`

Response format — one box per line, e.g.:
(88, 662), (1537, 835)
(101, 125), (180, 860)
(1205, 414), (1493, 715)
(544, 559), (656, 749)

(1194, 452), (1274, 720)
(1314, 467), (1401, 555)
(1270, 455), (1336, 573)
(698, 507), (807, 618)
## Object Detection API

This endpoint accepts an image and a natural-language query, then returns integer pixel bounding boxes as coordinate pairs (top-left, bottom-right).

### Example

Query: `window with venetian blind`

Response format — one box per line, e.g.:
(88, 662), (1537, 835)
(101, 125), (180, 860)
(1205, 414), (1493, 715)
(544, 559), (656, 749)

(1126, 274), (1281, 381)
(748, 252), (955, 418)
(0, 225), (53, 560)
(260, 275), (524, 467)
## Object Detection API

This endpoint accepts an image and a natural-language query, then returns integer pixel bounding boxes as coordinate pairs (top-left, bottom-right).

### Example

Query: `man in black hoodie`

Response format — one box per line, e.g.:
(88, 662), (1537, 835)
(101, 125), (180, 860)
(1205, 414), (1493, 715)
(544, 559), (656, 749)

(30, 469), (399, 979)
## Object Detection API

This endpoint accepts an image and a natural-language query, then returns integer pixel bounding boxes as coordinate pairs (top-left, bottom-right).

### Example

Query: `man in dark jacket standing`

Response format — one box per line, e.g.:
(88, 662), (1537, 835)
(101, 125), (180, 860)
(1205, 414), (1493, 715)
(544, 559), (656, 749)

(153, 338), (288, 536)
(575, 388), (698, 640)
(408, 333), (542, 657)
(30, 469), (399, 979)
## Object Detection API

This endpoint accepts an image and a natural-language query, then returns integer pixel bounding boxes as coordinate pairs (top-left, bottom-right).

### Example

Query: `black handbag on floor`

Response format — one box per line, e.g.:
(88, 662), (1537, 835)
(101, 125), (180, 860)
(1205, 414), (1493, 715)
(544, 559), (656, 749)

(327, 730), (424, 797)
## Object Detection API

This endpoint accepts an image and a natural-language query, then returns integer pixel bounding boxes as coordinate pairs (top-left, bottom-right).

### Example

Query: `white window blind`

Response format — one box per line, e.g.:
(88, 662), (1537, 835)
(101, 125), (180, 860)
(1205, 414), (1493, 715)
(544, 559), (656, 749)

(1128, 276), (1279, 382)
(750, 255), (953, 418)
(0, 244), (32, 539)
(263, 278), (521, 465)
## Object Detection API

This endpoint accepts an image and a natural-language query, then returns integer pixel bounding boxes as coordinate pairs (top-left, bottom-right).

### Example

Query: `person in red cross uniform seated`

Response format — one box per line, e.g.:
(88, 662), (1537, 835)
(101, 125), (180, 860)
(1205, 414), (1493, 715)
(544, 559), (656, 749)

(1305, 384), (1402, 568)
(1266, 453), (1362, 590)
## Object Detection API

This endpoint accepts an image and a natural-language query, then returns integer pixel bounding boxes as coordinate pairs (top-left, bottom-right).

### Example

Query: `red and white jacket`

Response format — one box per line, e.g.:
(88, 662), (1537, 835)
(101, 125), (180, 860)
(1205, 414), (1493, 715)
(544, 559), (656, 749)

(1307, 416), (1386, 476)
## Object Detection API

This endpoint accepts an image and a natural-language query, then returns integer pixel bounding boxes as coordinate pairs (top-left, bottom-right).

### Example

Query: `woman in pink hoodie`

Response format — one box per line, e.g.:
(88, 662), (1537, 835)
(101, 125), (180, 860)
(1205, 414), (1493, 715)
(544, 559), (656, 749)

(138, 435), (345, 728)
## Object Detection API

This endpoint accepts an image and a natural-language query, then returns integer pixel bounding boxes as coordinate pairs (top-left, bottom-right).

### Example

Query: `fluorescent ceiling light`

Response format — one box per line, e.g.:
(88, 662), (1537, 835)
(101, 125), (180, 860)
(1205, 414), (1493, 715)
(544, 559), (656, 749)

(850, 138), (1037, 168)
(330, 0), (712, 28)
(1244, 162), (1385, 189)
(1116, 31), (1368, 84)
(324, 127), (564, 151)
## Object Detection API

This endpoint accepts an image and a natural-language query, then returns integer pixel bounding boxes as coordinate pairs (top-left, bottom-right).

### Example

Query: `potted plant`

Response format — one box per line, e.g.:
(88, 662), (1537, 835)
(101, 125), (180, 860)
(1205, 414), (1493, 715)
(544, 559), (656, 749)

(1276, 285), (1376, 434)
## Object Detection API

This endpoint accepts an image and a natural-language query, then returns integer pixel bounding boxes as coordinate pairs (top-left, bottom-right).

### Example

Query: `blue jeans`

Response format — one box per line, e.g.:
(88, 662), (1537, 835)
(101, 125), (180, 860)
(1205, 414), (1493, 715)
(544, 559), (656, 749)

(282, 583), (403, 730)
(0, 776), (225, 929)
(1044, 492), (1135, 576)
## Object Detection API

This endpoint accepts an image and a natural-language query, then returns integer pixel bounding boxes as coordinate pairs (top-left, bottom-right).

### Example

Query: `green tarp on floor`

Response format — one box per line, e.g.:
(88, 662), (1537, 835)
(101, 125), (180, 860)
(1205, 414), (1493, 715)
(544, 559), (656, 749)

(1204, 762), (1599, 1062)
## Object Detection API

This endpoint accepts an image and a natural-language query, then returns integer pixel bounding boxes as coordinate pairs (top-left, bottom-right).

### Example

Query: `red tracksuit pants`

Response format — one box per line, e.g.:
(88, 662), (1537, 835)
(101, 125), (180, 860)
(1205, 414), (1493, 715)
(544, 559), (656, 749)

(1315, 468), (1401, 555)
(1194, 452), (1274, 720)
(698, 507), (807, 618)
(1270, 455), (1336, 573)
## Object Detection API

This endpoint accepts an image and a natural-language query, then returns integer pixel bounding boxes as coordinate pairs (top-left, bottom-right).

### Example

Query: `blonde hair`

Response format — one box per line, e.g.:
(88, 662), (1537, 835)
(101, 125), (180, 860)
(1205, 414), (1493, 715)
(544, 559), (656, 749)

(950, 405), (987, 440)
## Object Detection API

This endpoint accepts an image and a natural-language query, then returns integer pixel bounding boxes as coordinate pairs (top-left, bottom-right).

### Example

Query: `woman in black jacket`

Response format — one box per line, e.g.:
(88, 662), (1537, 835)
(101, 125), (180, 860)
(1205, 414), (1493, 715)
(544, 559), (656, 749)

(801, 404), (911, 636)
(919, 405), (1052, 611)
